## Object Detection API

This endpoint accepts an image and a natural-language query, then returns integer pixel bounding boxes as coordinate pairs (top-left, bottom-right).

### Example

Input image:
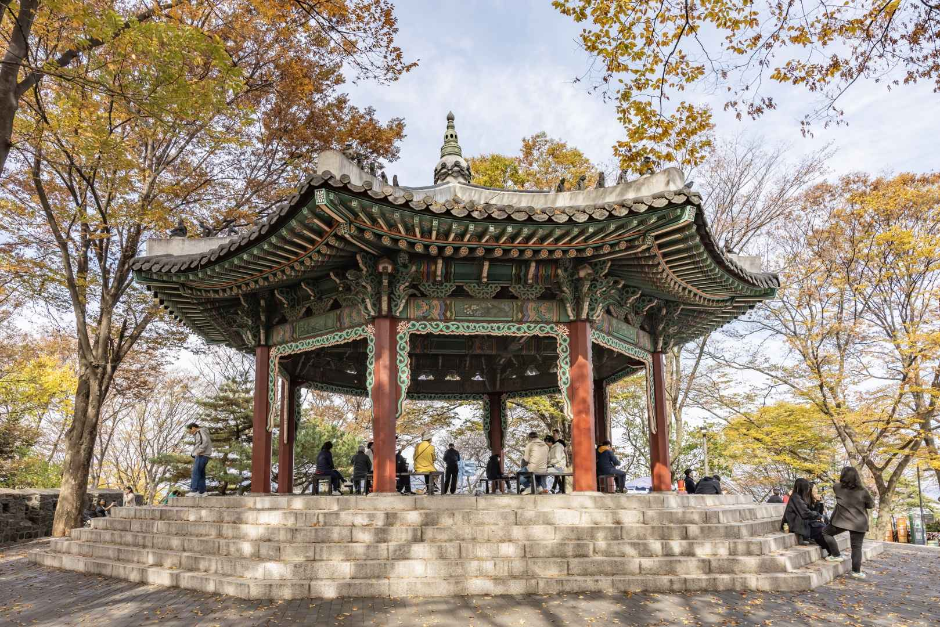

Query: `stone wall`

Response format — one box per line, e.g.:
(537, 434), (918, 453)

(0, 488), (140, 543)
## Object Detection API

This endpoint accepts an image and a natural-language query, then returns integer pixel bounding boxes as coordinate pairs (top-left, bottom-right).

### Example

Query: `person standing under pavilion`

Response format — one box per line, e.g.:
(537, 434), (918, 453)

(413, 434), (437, 494)
(443, 443), (461, 494)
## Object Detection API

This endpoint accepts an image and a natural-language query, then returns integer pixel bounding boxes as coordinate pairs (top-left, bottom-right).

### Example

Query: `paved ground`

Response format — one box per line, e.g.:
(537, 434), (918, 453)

(0, 540), (937, 627)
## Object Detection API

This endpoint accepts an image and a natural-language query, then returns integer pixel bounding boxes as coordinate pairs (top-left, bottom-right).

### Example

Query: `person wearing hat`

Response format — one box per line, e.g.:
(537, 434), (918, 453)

(413, 433), (437, 494)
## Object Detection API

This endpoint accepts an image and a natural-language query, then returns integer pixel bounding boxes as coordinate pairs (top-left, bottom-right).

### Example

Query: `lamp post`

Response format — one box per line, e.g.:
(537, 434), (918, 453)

(700, 427), (709, 477)
(915, 463), (926, 545)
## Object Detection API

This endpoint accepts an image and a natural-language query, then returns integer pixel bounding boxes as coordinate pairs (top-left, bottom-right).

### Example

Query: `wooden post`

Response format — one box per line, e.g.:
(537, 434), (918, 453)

(371, 317), (399, 493)
(650, 351), (671, 492)
(593, 379), (614, 491)
(251, 345), (272, 494)
(567, 321), (597, 492)
(488, 392), (504, 472)
(487, 392), (503, 453)
(593, 381), (609, 445)
(277, 380), (297, 494)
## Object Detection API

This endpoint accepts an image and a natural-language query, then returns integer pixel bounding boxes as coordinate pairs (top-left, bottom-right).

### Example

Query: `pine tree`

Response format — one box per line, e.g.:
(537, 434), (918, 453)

(197, 378), (254, 495)
(157, 377), (254, 495)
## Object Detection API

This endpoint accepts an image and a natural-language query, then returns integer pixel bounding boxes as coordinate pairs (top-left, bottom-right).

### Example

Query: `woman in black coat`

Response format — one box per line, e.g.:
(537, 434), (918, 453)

(314, 441), (344, 493)
(822, 466), (875, 578)
(485, 452), (510, 494)
(781, 478), (827, 553)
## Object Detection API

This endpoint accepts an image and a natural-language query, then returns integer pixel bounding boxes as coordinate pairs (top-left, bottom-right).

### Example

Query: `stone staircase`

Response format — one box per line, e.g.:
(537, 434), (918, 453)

(28, 493), (882, 599)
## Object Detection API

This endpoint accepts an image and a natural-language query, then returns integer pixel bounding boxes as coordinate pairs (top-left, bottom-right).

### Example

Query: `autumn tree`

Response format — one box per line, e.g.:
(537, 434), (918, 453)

(0, 326), (75, 487)
(0, 1), (413, 176)
(715, 173), (940, 534)
(101, 376), (195, 502)
(468, 132), (598, 191)
(713, 402), (841, 502)
(0, 0), (413, 535)
(555, 0), (939, 172)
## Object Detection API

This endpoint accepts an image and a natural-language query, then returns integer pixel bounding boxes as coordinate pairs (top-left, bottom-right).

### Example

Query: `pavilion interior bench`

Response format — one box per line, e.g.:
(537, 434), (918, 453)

(516, 471), (574, 494)
(311, 475), (336, 495)
(349, 475), (372, 494)
(396, 471), (444, 495)
(480, 476), (518, 494)
(597, 474), (625, 493)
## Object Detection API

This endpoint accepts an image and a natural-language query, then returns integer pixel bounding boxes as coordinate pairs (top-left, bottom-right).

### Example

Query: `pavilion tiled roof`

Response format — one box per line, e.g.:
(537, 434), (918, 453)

(131, 125), (780, 364)
(131, 154), (778, 293)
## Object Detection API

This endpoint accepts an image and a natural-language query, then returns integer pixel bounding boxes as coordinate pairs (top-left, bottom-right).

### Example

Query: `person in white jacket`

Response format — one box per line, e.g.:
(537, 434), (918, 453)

(122, 486), (136, 507)
(520, 432), (550, 493)
(547, 436), (568, 493)
(187, 422), (214, 496)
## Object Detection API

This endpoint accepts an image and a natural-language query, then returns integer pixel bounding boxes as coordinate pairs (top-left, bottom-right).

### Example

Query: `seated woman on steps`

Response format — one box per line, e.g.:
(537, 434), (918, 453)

(781, 478), (828, 554)
(822, 466), (875, 580)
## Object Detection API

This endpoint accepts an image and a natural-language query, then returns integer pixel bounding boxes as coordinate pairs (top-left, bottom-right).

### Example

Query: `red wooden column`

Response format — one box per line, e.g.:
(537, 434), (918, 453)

(650, 351), (671, 492)
(593, 380), (613, 491)
(487, 392), (505, 478)
(487, 392), (503, 454)
(567, 321), (597, 492)
(371, 318), (400, 493)
(593, 381), (610, 445)
(251, 345), (273, 493)
(277, 381), (297, 494)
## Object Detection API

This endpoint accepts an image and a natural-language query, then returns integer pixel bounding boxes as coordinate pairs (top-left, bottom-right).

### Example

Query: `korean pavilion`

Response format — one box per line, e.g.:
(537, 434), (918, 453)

(131, 113), (779, 494)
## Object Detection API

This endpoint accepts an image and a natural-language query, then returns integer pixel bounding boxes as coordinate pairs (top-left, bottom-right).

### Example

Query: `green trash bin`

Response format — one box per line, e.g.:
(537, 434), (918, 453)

(911, 512), (927, 546)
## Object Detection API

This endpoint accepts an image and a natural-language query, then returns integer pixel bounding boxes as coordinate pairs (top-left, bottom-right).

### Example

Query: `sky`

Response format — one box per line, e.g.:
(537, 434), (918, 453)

(346, 2), (939, 186)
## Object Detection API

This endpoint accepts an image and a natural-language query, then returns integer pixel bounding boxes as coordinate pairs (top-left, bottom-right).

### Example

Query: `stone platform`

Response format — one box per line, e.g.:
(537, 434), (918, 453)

(27, 493), (881, 599)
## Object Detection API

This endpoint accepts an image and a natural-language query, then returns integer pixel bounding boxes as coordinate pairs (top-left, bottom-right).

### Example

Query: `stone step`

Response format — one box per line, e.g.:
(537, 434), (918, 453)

(49, 538), (832, 579)
(110, 504), (783, 527)
(87, 515), (782, 543)
(28, 542), (882, 598)
(167, 493), (754, 511)
(70, 527), (799, 559)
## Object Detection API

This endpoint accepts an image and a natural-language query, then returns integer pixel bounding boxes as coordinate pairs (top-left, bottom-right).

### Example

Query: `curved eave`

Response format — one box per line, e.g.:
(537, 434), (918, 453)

(133, 183), (776, 294)
(131, 150), (779, 349)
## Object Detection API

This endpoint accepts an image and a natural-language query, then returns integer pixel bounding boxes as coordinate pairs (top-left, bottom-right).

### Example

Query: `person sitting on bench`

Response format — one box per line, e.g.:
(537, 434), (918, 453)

(396, 448), (413, 494)
(597, 440), (626, 493)
(547, 436), (568, 493)
(519, 432), (550, 493)
(413, 433), (437, 494)
(694, 475), (722, 495)
(315, 441), (344, 494)
(485, 452), (511, 493)
(350, 445), (372, 494)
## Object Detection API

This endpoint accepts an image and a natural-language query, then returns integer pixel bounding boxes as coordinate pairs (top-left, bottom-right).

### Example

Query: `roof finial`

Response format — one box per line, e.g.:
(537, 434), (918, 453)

(434, 111), (472, 184)
(440, 111), (463, 159)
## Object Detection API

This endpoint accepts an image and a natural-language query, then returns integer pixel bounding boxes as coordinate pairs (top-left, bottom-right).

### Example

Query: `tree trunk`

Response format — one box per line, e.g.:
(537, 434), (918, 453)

(0, 0), (38, 177)
(872, 489), (893, 541)
(51, 367), (105, 537)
